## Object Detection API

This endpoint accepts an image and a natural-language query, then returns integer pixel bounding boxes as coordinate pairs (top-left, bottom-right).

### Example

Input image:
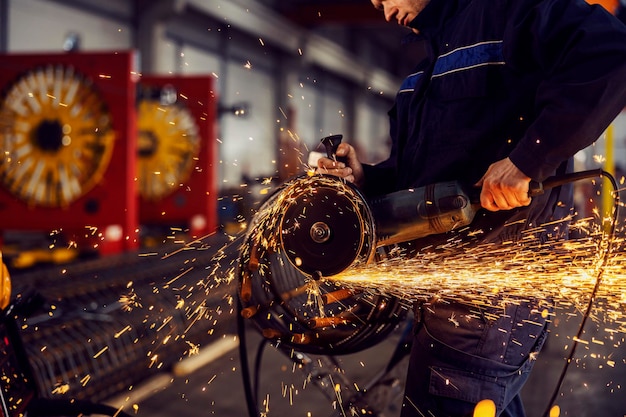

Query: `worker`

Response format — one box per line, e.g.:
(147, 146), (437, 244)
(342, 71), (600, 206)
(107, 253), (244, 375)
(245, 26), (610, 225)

(618, 0), (626, 23)
(317, 0), (626, 416)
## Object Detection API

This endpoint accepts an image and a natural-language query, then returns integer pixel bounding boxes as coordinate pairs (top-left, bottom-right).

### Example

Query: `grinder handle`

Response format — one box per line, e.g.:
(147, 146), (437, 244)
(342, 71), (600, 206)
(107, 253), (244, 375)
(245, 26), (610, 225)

(321, 134), (348, 164)
(469, 168), (604, 202)
(528, 168), (604, 197)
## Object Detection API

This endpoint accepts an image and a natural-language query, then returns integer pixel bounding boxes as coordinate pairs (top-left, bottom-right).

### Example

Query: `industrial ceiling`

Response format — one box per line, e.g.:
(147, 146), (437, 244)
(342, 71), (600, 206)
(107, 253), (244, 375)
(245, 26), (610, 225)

(39, 0), (419, 93)
(267, 0), (418, 75)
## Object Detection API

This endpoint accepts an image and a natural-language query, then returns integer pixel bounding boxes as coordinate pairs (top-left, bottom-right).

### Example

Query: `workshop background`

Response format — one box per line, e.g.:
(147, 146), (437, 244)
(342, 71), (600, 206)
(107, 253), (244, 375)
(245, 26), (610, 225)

(0, 0), (625, 417)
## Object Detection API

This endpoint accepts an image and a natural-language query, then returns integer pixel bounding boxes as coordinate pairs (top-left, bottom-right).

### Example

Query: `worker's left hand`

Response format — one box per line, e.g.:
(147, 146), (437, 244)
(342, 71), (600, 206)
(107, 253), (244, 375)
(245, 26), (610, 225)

(316, 143), (365, 188)
(475, 158), (532, 212)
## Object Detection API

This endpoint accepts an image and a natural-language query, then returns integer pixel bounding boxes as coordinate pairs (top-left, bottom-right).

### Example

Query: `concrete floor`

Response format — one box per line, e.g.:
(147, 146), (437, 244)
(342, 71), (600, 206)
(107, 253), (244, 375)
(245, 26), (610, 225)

(108, 303), (626, 417)
(10, 231), (625, 417)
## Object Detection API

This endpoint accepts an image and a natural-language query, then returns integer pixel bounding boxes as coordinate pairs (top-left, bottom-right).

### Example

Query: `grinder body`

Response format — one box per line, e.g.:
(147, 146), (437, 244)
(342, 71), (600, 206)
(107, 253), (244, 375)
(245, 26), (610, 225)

(370, 181), (481, 247)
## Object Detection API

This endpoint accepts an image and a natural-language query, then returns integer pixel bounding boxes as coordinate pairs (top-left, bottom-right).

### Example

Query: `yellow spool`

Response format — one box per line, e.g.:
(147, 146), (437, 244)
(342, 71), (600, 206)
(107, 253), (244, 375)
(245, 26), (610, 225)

(136, 99), (200, 201)
(0, 65), (115, 207)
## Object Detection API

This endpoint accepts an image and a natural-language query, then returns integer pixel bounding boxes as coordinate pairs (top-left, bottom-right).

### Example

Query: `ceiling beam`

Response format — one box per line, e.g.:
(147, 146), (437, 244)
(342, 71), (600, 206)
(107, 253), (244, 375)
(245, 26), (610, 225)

(181, 0), (401, 96)
(45, 0), (133, 22)
(285, 4), (385, 26)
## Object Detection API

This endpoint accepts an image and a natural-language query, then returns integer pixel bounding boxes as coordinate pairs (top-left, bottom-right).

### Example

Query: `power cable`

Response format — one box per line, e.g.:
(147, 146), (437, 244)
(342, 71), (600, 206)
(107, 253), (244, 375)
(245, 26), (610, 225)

(237, 296), (260, 417)
(542, 170), (620, 417)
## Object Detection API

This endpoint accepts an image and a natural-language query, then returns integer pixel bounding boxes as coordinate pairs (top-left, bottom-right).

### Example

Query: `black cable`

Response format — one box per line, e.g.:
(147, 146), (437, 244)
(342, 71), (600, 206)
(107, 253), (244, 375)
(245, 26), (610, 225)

(542, 170), (620, 417)
(237, 296), (260, 417)
(253, 337), (269, 404)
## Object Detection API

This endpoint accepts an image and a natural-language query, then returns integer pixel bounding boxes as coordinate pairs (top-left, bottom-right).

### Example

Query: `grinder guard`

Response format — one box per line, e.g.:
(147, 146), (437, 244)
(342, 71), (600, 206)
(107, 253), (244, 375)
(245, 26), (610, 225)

(237, 174), (407, 355)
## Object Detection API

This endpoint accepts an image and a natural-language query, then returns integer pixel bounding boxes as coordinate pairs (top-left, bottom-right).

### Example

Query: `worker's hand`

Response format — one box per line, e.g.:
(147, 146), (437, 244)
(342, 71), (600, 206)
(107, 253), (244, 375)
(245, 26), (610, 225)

(475, 158), (532, 212)
(316, 143), (365, 187)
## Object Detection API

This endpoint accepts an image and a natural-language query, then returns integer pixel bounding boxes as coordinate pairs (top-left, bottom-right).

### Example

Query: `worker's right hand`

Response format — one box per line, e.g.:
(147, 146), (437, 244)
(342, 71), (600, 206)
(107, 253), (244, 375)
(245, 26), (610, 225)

(316, 143), (365, 188)
(475, 157), (532, 212)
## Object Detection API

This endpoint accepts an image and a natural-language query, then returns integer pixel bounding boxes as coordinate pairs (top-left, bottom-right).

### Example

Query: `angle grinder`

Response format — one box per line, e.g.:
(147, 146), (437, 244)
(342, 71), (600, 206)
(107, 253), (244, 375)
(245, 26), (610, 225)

(277, 135), (602, 276)
(237, 134), (604, 354)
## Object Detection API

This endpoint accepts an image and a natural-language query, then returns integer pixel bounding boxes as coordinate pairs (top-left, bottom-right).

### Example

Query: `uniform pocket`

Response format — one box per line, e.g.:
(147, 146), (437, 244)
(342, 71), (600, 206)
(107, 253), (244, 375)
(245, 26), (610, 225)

(432, 63), (502, 101)
(429, 365), (506, 407)
(424, 65), (507, 153)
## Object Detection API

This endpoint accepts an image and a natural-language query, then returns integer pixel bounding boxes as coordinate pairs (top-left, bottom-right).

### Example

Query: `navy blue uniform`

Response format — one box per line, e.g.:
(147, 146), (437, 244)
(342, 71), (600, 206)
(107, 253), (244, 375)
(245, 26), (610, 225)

(360, 0), (626, 416)
(363, 0), (626, 241)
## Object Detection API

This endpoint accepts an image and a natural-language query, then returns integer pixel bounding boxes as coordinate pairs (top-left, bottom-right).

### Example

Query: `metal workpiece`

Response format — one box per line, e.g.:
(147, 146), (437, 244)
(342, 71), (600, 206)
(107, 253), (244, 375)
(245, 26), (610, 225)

(237, 174), (406, 355)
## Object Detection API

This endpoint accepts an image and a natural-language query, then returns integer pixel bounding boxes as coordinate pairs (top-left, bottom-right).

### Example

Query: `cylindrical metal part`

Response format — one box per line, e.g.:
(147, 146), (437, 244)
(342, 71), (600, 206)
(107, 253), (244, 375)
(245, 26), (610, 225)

(307, 316), (352, 329)
(239, 271), (252, 303)
(240, 306), (258, 319)
(321, 289), (355, 305)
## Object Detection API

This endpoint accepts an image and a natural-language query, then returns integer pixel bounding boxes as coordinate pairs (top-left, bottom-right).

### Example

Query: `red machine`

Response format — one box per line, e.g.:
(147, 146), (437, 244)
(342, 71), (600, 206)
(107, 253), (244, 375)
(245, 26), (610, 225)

(137, 76), (218, 239)
(0, 51), (138, 254)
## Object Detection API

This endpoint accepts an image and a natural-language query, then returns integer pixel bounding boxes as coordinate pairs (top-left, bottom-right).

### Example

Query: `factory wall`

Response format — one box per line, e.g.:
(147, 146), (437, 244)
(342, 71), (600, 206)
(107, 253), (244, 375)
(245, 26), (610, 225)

(8, 0), (133, 51)
(3, 0), (624, 226)
(5, 0), (394, 189)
